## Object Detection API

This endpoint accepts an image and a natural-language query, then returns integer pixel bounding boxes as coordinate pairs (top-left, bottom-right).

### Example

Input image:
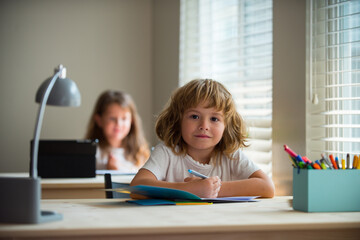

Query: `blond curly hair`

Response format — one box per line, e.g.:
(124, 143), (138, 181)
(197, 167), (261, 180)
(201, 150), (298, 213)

(155, 79), (248, 159)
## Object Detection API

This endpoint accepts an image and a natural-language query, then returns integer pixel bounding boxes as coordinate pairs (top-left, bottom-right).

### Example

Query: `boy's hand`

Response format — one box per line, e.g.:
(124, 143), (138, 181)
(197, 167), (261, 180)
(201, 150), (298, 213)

(183, 176), (221, 198)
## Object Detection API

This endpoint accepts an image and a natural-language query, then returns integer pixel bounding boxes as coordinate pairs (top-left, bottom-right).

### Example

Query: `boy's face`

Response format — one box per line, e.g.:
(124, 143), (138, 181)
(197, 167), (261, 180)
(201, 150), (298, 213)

(95, 103), (132, 148)
(181, 102), (225, 159)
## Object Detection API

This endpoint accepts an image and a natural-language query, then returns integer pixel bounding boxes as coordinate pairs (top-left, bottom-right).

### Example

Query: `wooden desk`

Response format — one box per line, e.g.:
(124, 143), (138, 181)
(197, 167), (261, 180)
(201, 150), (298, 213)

(41, 174), (133, 199)
(0, 197), (359, 240)
(0, 173), (134, 199)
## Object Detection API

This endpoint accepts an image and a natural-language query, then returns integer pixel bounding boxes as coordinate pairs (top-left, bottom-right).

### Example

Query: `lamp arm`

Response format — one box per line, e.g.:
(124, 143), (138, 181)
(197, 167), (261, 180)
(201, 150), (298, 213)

(30, 70), (62, 178)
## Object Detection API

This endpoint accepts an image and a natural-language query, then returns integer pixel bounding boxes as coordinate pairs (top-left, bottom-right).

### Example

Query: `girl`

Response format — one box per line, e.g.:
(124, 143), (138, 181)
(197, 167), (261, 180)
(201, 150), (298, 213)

(130, 79), (274, 198)
(85, 90), (150, 172)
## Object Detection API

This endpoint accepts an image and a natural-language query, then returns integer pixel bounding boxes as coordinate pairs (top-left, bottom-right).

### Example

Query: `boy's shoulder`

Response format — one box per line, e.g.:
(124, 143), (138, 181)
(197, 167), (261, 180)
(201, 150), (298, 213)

(152, 143), (184, 160)
(153, 142), (175, 155)
(226, 148), (248, 161)
(153, 142), (169, 150)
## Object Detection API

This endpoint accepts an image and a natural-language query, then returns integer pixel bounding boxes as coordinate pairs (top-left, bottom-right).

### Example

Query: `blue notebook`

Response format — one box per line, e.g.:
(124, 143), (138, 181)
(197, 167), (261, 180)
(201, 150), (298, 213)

(110, 185), (259, 203)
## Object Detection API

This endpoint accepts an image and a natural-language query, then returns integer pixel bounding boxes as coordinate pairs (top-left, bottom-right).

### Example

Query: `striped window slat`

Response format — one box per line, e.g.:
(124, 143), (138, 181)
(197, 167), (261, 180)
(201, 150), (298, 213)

(180, 0), (273, 176)
(307, 0), (360, 160)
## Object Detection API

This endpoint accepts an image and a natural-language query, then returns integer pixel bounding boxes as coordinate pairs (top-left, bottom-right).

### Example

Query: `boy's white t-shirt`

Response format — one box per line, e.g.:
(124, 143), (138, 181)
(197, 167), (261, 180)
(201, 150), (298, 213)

(96, 146), (138, 173)
(141, 143), (260, 182)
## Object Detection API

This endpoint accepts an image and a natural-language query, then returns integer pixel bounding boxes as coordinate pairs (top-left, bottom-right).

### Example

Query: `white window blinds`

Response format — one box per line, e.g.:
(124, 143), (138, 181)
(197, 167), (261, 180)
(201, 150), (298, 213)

(307, 0), (360, 161)
(179, 0), (273, 176)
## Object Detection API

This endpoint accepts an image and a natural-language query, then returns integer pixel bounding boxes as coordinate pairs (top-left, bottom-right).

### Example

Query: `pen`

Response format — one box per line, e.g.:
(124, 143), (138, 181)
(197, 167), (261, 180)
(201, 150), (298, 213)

(315, 160), (325, 170)
(175, 202), (213, 205)
(283, 145), (306, 167)
(320, 158), (327, 168)
(335, 156), (340, 169)
(341, 159), (346, 170)
(288, 155), (298, 167)
(329, 154), (339, 169)
(321, 153), (333, 169)
(311, 162), (322, 170)
(295, 155), (306, 165)
(320, 162), (327, 170)
(346, 154), (350, 169)
(297, 161), (305, 169)
(188, 169), (209, 179)
(354, 155), (359, 169)
(306, 163), (313, 169)
(353, 155), (360, 169)
(302, 156), (312, 164)
(284, 145), (297, 158)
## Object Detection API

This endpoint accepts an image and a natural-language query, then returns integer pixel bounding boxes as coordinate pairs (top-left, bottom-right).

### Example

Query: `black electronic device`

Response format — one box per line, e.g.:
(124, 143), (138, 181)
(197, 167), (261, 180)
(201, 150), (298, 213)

(31, 140), (97, 178)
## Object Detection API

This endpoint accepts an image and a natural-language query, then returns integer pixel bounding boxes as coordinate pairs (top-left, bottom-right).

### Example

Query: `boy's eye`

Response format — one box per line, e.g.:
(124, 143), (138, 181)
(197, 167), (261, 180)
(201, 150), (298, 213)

(210, 117), (219, 122)
(190, 114), (199, 119)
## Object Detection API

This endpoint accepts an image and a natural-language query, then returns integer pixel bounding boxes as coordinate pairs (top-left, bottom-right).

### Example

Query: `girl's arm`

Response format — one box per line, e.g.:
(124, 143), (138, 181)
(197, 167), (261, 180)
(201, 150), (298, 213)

(107, 154), (120, 170)
(218, 169), (275, 198)
(130, 168), (221, 198)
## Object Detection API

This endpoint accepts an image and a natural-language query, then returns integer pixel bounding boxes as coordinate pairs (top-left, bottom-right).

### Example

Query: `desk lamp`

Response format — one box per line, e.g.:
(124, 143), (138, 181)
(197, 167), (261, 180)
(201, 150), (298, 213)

(0, 65), (81, 223)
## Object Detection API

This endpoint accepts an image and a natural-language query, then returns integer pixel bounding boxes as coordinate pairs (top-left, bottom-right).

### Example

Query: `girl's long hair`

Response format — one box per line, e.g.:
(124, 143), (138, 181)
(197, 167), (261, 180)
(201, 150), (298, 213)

(85, 90), (149, 166)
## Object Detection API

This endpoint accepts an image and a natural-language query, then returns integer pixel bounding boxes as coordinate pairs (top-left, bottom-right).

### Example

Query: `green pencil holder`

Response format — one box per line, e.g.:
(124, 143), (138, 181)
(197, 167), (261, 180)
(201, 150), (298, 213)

(292, 168), (360, 212)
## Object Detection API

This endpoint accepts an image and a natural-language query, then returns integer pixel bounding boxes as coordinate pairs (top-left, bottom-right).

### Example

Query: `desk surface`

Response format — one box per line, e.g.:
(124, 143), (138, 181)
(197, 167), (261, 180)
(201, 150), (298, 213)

(0, 197), (359, 240)
(0, 172), (134, 187)
(0, 173), (134, 199)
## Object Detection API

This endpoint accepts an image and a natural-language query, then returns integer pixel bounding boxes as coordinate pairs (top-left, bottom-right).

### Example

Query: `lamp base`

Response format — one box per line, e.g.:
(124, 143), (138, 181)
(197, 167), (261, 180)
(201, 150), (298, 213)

(0, 177), (62, 224)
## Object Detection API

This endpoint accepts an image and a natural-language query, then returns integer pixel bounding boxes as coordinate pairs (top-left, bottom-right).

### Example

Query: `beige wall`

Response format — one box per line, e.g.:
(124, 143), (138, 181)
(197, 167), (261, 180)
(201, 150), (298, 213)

(0, 0), (169, 172)
(153, 0), (180, 144)
(272, 0), (306, 195)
